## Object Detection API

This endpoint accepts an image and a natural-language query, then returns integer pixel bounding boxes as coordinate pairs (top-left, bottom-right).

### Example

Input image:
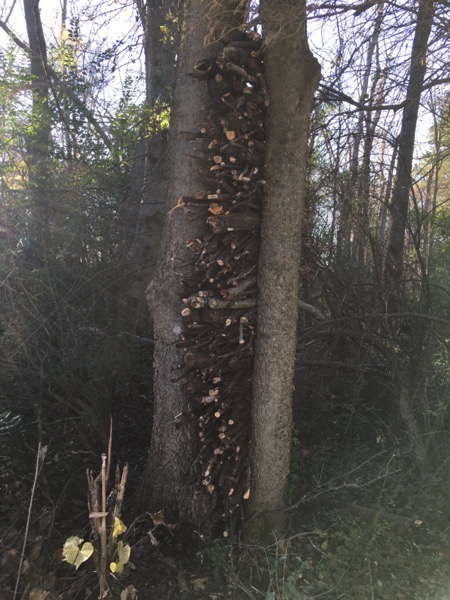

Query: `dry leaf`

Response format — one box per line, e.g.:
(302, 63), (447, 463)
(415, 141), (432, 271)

(21, 558), (31, 576)
(120, 585), (137, 600)
(150, 510), (165, 526)
(191, 577), (208, 591)
(147, 530), (159, 546)
(117, 541), (131, 565)
(42, 571), (56, 590)
(29, 589), (55, 600)
(29, 537), (43, 561)
(0, 548), (20, 575)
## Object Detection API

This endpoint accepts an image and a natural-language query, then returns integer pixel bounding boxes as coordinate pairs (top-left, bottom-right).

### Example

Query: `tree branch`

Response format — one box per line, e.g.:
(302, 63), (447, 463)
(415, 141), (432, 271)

(0, 17), (112, 150)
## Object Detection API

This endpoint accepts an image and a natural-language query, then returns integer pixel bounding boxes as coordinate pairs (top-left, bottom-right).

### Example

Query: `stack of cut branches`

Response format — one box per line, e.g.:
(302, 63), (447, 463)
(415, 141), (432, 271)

(176, 28), (267, 525)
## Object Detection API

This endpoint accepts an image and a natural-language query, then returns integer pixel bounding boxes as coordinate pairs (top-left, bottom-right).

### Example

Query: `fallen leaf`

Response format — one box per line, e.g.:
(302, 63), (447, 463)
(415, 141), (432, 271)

(62, 538), (93, 570)
(117, 541), (131, 565)
(191, 577), (208, 591)
(147, 530), (159, 546)
(0, 548), (20, 574)
(29, 537), (43, 561)
(120, 585), (137, 600)
(29, 589), (55, 600)
(21, 558), (31, 576)
(150, 510), (165, 526)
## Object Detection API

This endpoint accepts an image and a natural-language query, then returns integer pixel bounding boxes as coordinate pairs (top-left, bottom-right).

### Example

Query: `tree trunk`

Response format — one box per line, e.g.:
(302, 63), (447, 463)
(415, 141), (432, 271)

(349, 2), (384, 262)
(384, 0), (434, 296)
(247, 0), (320, 541)
(123, 0), (176, 327)
(138, 0), (212, 522)
(23, 0), (52, 264)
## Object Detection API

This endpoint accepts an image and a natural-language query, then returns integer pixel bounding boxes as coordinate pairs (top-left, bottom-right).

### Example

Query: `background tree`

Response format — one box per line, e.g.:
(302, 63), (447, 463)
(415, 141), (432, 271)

(122, 0), (177, 330)
(23, 0), (52, 263)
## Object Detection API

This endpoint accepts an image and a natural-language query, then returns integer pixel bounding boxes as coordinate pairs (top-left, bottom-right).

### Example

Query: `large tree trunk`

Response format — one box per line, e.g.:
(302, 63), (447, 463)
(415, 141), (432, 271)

(384, 0), (434, 295)
(23, 0), (52, 264)
(247, 0), (320, 541)
(138, 0), (212, 522)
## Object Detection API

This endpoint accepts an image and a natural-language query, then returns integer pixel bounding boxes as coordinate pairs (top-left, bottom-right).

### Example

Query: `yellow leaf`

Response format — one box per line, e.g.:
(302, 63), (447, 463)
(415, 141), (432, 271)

(63, 536), (83, 550)
(110, 561), (124, 573)
(76, 542), (94, 569)
(112, 517), (127, 539)
(63, 545), (80, 566)
(117, 541), (131, 565)
(63, 539), (93, 570)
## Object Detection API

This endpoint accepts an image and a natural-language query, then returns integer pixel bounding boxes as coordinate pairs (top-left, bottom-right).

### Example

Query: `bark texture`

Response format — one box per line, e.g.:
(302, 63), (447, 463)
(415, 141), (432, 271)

(247, 0), (320, 541)
(23, 0), (52, 264)
(384, 0), (434, 294)
(123, 0), (176, 325)
(139, 0), (212, 523)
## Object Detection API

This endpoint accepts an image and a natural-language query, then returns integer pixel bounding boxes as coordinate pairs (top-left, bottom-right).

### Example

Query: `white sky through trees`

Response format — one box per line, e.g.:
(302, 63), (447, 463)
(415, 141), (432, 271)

(0, 0), (444, 156)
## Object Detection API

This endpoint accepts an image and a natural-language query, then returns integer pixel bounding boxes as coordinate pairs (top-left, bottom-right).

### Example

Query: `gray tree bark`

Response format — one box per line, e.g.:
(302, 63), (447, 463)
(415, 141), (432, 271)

(138, 0), (212, 522)
(384, 0), (434, 296)
(23, 0), (52, 264)
(247, 0), (321, 541)
(123, 0), (176, 327)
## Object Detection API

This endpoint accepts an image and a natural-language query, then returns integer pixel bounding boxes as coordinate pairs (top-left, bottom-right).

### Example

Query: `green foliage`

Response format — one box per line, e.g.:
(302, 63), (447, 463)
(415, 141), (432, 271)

(110, 77), (170, 172)
(201, 437), (450, 599)
(159, 9), (179, 51)
(201, 541), (230, 570)
(0, 44), (30, 185)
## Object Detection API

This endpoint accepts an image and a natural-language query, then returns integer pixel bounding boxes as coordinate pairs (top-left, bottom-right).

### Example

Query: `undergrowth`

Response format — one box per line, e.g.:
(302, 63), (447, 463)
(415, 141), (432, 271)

(0, 260), (449, 599)
(2, 391), (450, 599)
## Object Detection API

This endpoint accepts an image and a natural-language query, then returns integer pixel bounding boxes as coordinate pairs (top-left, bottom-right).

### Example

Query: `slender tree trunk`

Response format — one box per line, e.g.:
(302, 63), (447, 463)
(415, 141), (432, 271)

(384, 0), (434, 295)
(247, 0), (320, 541)
(422, 102), (440, 272)
(351, 3), (383, 262)
(23, 0), (52, 264)
(123, 0), (176, 326)
(138, 0), (212, 522)
(381, 0), (435, 474)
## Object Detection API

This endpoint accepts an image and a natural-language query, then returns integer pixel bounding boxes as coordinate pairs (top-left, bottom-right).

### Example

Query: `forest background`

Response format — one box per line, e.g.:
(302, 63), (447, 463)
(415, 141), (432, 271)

(0, 0), (449, 598)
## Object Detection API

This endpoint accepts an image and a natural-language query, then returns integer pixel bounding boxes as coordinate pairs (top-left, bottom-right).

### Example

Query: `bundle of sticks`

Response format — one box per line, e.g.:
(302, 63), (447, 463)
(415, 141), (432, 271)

(176, 29), (267, 523)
